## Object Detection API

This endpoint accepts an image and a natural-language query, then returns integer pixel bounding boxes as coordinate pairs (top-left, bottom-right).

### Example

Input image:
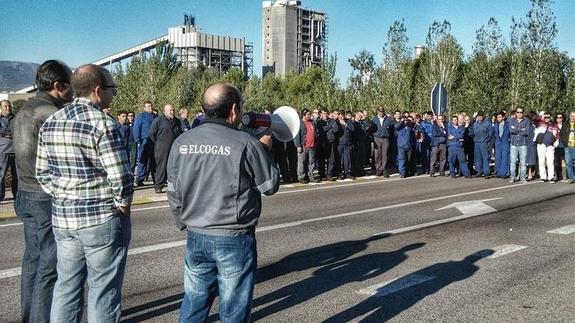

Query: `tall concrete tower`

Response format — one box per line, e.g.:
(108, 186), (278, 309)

(262, 0), (327, 77)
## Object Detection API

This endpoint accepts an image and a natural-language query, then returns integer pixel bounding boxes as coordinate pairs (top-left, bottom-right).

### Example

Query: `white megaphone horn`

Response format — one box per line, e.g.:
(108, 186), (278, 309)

(241, 106), (301, 142)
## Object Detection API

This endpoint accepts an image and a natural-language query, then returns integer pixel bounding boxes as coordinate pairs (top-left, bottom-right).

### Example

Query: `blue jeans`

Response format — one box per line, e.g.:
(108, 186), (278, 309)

(15, 190), (57, 323)
(565, 147), (575, 180)
(51, 216), (131, 323)
(510, 145), (528, 181)
(179, 230), (256, 323)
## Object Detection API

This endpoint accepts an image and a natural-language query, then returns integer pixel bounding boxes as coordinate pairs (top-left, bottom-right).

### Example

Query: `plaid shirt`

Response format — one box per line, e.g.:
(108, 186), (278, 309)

(36, 98), (133, 229)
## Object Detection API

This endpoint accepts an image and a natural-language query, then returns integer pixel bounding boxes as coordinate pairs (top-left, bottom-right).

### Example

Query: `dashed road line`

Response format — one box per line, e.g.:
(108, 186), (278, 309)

(547, 224), (575, 235)
(487, 244), (528, 259)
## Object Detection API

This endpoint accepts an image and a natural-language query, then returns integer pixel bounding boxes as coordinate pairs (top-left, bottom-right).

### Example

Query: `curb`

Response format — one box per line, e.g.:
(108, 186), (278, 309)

(0, 192), (169, 220)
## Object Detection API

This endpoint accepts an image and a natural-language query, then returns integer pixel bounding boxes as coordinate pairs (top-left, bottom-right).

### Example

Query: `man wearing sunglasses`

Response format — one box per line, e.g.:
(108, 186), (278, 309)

(509, 107), (531, 183)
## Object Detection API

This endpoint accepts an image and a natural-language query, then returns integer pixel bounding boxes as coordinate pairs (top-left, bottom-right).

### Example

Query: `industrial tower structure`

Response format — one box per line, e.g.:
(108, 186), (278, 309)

(262, 0), (328, 77)
(169, 15), (253, 76)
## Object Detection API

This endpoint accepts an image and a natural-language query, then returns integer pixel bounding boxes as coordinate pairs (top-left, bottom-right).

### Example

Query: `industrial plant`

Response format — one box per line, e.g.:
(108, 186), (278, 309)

(262, 0), (328, 76)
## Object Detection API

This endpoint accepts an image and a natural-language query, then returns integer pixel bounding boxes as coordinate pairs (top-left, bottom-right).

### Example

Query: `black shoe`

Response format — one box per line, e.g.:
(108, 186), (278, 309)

(299, 179), (307, 184)
(383, 172), (390, 178)
(154, 187), (163, 194)
(135, 181), (145, 187)
(328, 177), (337, 181)
(484, 175), (491, 179)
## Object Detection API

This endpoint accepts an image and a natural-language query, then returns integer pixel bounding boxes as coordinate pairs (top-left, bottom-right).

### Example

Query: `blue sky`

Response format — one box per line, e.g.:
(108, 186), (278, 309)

(1, 0), (573, 82)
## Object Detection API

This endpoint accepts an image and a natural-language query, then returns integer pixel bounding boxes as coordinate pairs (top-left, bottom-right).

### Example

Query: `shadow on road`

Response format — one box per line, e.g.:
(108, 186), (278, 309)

(121, 234), (391, 322)
(121, 292), (183, 322)
(324, 249), (495, 322)
(250, 242), (425, 322)
(256, 233), (391, 284)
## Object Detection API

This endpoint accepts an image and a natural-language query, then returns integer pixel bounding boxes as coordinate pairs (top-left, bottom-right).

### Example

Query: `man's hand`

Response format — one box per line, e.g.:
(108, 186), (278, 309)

(448, 135), (454, 140)
(118, 205), (131, 216)
(258, 130), (273, 151)
(297, 147), (303, 154)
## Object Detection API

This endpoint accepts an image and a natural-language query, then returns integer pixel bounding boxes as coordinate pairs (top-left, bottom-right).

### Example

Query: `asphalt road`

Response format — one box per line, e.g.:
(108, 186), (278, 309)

(0, 175), (574, 322)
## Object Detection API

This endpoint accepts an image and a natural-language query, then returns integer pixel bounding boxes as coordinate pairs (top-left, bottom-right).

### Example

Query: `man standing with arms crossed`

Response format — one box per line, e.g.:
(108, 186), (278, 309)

(509, 107), (531, 183)
(13, 60), (73, 322)
(167, 83), (280, 322)
(36, 64), (133, 322)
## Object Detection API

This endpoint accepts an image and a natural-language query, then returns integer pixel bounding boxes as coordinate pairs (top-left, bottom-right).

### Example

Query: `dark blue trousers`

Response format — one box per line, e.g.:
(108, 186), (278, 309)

(136, 139), (154, 183)
(448, 146), (470, 176)
(474, 142), (490, 176)
(494, 140), (510, 177)
(338, 145), (351, 177)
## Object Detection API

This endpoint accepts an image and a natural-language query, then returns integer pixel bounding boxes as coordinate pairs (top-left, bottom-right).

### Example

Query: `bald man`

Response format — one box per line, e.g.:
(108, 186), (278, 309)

(149, 104), (182, 193)
(0, 99), (16, 201)
(167, 83), (279, 322)
(36, 64), (133, 322)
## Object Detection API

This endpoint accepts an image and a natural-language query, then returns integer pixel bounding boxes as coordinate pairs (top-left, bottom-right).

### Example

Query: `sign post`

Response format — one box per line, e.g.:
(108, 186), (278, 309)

(430, 83), (448, 116)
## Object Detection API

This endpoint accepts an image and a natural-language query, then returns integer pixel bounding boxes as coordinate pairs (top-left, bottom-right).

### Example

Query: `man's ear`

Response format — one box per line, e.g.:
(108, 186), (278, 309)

(230, 103), (239, 119)
(53, 81), (67, 93)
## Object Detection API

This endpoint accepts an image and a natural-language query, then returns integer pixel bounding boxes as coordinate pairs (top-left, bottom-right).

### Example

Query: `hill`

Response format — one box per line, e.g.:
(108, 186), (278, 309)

(0, 61), (38, 92)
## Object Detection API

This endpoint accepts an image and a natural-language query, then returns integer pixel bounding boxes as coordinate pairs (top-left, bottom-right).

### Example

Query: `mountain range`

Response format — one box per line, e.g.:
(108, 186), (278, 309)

(0, 61), (39, 92)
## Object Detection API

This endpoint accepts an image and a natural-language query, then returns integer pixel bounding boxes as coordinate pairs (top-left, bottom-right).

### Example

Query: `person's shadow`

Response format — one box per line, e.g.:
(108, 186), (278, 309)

(324, 249), (495, 322)
(250, 242), (426, 322)
(122, 234), (390, 322)
(256, 233), (391, 284)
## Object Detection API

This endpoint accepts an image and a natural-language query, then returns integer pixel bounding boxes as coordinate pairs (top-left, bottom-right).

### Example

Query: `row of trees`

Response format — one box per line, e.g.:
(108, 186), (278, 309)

(111, 0), (574, 118)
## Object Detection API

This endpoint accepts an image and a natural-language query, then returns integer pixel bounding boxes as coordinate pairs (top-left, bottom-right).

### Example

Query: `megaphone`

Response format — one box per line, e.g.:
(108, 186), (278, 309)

(241, 106), (301, 142)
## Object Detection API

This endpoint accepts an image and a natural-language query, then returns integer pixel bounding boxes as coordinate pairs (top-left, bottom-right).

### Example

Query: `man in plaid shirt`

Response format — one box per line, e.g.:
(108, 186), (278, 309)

(36, 64), (133, 322)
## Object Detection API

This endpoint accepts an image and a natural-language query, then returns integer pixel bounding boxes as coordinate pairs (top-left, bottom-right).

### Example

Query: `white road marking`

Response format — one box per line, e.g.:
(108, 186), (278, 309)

(0, 267), (21, 279)
(357, 274), (434, 297)
(547, 224), (575, 235)
(0, 183), (537, 280)
(147, 196), (168, 202)
(128, 240), (186, 256)
(487, 244), (528, 259)
(0, 222), (22, 228)
(436, 198), (500, 216)
(131, 205), (170, 212)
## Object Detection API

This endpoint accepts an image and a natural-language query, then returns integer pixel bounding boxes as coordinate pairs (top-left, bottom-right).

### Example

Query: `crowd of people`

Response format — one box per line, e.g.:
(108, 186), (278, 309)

(2, 58), (574, 322)
(278, 106), (575, 185)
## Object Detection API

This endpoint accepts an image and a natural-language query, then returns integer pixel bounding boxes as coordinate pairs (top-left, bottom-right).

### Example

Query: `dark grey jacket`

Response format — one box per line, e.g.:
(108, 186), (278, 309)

(149, 115), (182, 156)
(0, 113), (14, 154)
(509, 118), (531, 146)
(167, 119), (280, 234)
(13, 92), (65, 193)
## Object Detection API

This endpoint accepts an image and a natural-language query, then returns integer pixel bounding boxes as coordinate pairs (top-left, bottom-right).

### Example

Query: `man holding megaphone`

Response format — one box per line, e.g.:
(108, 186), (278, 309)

(166, 83), (280, 322)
